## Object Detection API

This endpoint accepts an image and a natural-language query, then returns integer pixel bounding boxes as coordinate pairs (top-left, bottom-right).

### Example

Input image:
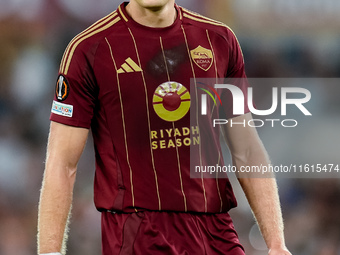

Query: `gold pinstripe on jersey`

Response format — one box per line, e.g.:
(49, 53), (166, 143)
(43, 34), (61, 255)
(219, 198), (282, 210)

(127, 28), (162, 211)
(181, 25), (208, 213)
(159, 36), (188, 212)
(60, 12), (120, 75)
(206, 30), (218, 82)
(159, 37), (171, 82)
(216, 153), (223, 212)
(105, 37), (137, 211)
(206, 29), (223, 212)
(206, 29), (218, 116)
(172, 120), (188, 212)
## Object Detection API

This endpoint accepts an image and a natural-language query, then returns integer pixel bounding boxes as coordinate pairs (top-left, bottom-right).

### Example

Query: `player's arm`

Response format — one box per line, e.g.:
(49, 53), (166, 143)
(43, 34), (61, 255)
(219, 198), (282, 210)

(222, 113), (291, 255)
(38, 121), (89, 254)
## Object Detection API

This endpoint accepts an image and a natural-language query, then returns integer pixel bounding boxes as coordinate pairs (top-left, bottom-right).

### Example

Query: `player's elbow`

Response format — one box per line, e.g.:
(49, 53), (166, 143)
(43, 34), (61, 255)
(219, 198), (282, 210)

(231, 146), (253, 166)
(44, 157), (78, 183)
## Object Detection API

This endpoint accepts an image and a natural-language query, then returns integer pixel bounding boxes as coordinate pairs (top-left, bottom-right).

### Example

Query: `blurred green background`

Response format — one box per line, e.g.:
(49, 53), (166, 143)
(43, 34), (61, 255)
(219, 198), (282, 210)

(0, 0), (339, 254)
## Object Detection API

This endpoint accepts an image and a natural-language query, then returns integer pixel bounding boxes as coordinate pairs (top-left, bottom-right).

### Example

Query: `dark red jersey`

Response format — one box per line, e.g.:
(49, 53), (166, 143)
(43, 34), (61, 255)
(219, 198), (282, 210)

(50, 2), (248, 213)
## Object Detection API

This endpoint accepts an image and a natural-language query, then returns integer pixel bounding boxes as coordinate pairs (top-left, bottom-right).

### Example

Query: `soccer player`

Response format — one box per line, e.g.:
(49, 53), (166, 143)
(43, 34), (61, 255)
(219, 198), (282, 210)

(38, 1), (292, 254)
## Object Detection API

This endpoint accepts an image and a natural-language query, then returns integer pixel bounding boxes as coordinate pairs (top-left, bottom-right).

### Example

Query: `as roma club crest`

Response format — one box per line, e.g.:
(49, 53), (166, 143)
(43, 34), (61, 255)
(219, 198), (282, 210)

(190, 45), (213, 71)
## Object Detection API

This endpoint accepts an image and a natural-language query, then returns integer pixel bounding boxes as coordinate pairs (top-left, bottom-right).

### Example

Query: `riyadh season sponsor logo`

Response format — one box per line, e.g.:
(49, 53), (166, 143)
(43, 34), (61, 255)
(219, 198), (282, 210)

(51, 101), (73, 117)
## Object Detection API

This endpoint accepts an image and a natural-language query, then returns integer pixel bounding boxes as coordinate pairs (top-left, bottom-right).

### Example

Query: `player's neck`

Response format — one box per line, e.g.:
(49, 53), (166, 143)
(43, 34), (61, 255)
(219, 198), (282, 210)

(125, 1), (177, 28)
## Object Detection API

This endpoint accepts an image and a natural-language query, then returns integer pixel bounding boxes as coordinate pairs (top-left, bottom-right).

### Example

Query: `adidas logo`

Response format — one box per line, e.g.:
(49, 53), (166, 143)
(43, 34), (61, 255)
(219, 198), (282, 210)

(117, 57), (142, 74)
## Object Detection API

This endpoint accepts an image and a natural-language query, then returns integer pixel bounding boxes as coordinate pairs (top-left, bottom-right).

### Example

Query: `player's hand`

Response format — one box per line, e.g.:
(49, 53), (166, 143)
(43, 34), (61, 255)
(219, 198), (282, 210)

(268, 247), (292, 255)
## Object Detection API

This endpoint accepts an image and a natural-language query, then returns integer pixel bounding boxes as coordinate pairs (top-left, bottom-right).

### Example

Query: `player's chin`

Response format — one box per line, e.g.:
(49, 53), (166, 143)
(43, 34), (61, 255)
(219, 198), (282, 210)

(137, 0), (173, 10)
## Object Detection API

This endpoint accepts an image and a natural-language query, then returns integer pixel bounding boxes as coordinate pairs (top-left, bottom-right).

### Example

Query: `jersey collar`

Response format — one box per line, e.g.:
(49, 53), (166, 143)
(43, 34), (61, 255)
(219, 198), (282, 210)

(118, 2), (183, 36)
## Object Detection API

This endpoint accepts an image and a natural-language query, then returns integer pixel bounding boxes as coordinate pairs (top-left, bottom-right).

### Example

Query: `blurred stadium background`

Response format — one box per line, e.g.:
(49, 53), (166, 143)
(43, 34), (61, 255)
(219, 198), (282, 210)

(0, 0), (340, 254)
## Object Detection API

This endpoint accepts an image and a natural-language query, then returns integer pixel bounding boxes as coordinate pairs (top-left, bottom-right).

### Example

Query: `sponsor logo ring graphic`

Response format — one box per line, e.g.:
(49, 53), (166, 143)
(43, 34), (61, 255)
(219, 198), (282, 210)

(153, 82), (190, 122)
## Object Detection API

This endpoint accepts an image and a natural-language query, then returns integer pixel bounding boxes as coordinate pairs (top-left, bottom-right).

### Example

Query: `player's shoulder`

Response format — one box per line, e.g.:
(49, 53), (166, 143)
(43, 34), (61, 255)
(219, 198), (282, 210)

(59, 10), (124, 74)
(68, 10), (123, 50)
(180, 6), (236, 38)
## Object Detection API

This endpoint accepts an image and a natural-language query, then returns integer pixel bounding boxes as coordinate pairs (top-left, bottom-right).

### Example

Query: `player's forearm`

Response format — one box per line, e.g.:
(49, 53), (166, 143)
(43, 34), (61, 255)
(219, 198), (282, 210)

(233, 148), (285, 250)
(38, 122), (89, 254)
(38, 163), (77, 254)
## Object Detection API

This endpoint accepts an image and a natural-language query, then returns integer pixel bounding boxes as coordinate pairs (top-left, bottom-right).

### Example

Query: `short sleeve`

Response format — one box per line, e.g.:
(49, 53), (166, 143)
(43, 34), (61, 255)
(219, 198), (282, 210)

(50, 44), (97, 129)
(219, 28), (250, 119)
